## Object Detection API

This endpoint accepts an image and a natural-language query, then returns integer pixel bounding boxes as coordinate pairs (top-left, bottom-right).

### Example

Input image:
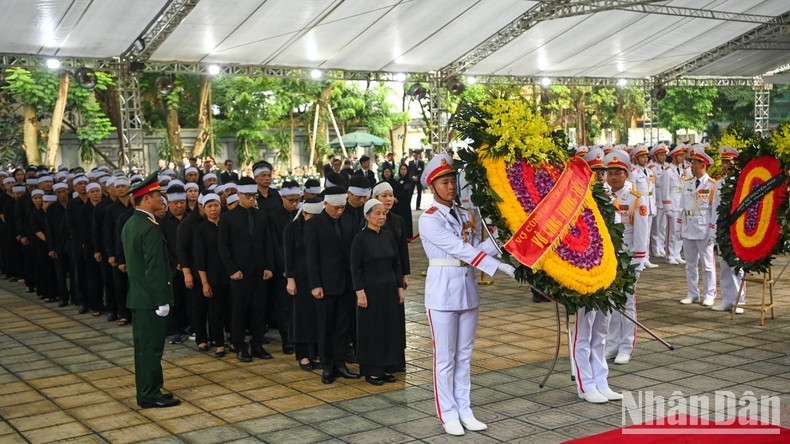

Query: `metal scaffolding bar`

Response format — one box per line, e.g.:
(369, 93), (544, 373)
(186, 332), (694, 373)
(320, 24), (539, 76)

(642, 84), (659, 146)
(608, 3), (782, 24)
(753, 78), (772, 137)
(117, 63), (145, 168)
(428, 73), (450, 153)
(122, 0), (201, 62)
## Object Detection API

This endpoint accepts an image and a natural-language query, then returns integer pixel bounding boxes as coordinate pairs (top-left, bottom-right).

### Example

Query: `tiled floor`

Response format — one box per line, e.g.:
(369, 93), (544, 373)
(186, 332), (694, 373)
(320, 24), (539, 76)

(0, 227), (788, 443)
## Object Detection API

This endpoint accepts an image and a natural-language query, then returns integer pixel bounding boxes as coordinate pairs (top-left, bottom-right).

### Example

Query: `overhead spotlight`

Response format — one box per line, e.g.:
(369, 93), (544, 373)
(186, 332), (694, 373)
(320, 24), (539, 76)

(207, 65), (221, 76)
(541, 77), (551, 88)
(394, 73), (406, 82)
(74, 67), (97, 89)
(129, 61), (146, 73)
(617, 78), (627, 87)
(155, 75), (175, 95)
(46, 58), (61, 70)
(651, 85), (667, 100)
(466, 76), (477, 85)
(133, 37), (146, 52)
(407, 83), (428, 100)
(445, 76), (465, 95)
(310, 69), (322, 79)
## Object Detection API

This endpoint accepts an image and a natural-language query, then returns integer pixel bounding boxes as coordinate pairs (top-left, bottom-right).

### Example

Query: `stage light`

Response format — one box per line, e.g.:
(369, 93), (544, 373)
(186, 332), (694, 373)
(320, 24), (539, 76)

(445, 76), (465, 95)
(310, 69), (322, 79)
(651, 85), (667, 100)
(617, 78), (627, 87)
(541, 77), (551, 87)
(74, 67), (97, 89)
(129, 61), (146, 73)
(407, 83), (427, 100)
(155, 75), (175, 95)
(466, 76), (477, 84)
(208, 65), (221, 75)
(394, 73), (406, 82)
(133, 37), (146, 52)
(46, 58), (61, 70)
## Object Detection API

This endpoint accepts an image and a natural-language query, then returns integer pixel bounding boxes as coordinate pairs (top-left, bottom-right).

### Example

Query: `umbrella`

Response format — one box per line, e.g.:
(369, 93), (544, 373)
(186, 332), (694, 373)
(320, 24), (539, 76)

(329, 131), (389, 149)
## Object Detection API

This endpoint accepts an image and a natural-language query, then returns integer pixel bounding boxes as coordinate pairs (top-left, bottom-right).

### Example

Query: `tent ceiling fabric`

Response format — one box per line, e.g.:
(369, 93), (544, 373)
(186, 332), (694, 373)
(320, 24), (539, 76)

(1, 0), (788, 79)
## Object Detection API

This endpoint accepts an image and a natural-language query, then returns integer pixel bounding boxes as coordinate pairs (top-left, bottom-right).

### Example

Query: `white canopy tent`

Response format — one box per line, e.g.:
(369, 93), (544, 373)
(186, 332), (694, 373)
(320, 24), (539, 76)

(1, 0), (789, 157)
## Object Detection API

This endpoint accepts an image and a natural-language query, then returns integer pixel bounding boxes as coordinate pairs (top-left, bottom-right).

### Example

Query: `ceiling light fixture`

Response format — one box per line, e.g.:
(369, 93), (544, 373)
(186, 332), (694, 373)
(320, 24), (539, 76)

(310, 69), (322, 79)
(541, 77), (551, 87)
(394, 73), (406, 82)
(207, 65), (221, 76)
(466, 76), (477, 85)
(46, 58), (61, 70)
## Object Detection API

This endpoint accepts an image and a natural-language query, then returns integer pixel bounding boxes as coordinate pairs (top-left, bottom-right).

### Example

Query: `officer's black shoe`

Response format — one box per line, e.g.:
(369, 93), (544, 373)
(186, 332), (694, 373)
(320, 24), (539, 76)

(237, 348), (253, 362)
(335, 366), (359, 379)
(383, 374), (397, 383)
(107, 313), (118, 322)
(365, 376), (384, 386)
(58, 300), (69, 307)
(77, 306), (89, 314)
(321, 369), (334, 384)
(139, 398), (180, 409)
(282, 344), (294, 355)
(25, 286), (35, 293)
(251, 347), (273, 359)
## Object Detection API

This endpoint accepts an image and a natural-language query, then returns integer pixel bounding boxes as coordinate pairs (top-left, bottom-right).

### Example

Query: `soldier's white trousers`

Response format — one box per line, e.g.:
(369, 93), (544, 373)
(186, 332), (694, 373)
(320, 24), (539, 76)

(606, 290), (636, 358)
(666, 211), (683, 261)
(426, 308), (478, 423)
(573, 308), (611, 396)
(719, 255), (745, 307)
(683, 239), (717, 302)
(651, 209), (667, 257)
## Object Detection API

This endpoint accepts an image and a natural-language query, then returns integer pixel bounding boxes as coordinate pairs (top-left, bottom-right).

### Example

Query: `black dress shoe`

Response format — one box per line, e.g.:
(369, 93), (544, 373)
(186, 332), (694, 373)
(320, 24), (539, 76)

(282, 344), (294, 355)
(365, 376), (384, 386)
(321, 369), (334, 384)
(237, 349), (252, 362)
(58, 300), (69, 307)
(383, 374), (397, 383)
(335, 366), (359, 379)
(251, 347), (273, 359)
(298, 361), (313, 371)
(25, 286), (35, 293)
(139, 398), (180, 408)
(161, 392), (174, 400)
(107, 313), (118, 322)
(77, 306), (89, 314)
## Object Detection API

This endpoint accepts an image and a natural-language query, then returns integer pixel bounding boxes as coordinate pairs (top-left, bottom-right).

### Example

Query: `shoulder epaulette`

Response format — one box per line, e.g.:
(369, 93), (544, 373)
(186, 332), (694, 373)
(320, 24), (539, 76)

(425, 206), (437, 214)
(630, 190), (642, 198)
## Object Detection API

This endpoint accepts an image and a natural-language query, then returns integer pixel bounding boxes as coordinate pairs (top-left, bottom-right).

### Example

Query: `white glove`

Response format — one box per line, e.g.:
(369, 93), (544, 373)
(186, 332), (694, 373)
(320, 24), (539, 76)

(497, 263), (516, 279)
(155, 304), (170, 317)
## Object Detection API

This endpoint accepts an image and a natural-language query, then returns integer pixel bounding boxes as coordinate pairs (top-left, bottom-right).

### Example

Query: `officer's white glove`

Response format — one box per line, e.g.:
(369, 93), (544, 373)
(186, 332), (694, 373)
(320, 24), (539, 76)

(497, 263), (516, 279)
(707, 236), (716, 246)
(155, 304), (170, 317)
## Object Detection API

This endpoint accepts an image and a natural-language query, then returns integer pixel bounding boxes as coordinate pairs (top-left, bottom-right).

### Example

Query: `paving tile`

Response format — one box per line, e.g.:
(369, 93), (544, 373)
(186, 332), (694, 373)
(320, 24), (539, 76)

(83, 411), (150, 432)
(138, 402), (203, 421)
(240, 385), (300, 402)
(285, 404), (352, 424)
(236, 413), (301, 434)
(213, 402), (277, 422)
(8, 410), (76, 431)
(389, 417), (444, 440)
(21, 422), (92, 444)
(340, 427), (413, 444)
(361, 405), (430, 426)
(68, 400), (133, 420)
(257, 424), (330, 443)
(180, 424), (249, 444)
(100, 423), (170, 444)
(312, 415), (379, 436)
(158, 412), (225, 434)
(310, 386), (369, 403)
(334, 394), (394, 414)
(483, 418), (545, 442)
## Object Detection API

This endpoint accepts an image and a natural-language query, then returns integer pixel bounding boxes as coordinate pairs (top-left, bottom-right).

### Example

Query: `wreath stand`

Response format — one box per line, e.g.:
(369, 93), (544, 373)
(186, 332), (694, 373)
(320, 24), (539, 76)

(730, 262), (786, 326)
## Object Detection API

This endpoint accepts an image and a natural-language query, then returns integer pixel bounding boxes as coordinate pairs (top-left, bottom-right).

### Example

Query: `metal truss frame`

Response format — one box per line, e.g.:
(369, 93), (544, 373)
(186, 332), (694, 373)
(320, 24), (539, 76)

(642, 84), (659, 146)
(121, 0), (201, 62)
(753, 78), (772, 137)
(116, 62), (144, 168)
(428, 73), (451, 153)
(653, 12), (790, 84)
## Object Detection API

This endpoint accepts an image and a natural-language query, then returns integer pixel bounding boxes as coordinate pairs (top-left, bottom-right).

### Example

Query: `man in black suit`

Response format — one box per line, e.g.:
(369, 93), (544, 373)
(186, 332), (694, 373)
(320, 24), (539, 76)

(218, 177), (275, 362)
(220, 159), (239, 185)
(408, 151), (425, 210)
(304, 186), (360, 384)
(323, 155), (336, 179)
(354, 155), (377, 188)
(339, 159), (354, 186)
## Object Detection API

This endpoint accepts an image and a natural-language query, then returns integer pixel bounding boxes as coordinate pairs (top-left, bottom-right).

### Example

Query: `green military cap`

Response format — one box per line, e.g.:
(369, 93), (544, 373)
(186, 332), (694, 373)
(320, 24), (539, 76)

(128, 171), (162, 198)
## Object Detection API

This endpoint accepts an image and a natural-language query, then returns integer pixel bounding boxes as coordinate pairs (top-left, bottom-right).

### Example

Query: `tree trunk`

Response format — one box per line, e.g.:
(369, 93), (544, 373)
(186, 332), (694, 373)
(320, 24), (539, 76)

(615, 94), (624, 143)
(23, 104), (40, 165)
(289, 109), (296, 169)
(166, 108), (184, 161)
(192, 76), (211, 157)
(46, 72), (70, 167)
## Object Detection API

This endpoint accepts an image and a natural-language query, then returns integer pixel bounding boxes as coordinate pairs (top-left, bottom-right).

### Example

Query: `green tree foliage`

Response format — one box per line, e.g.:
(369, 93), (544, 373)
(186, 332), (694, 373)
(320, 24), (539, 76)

(713, 86), (754, 125)
(330, 82), (409, 153)
(658, 87), (718, 141)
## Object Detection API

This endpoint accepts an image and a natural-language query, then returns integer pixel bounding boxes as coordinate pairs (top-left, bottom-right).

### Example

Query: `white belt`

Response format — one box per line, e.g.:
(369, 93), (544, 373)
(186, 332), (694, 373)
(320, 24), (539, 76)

(429, 258), (465, 267)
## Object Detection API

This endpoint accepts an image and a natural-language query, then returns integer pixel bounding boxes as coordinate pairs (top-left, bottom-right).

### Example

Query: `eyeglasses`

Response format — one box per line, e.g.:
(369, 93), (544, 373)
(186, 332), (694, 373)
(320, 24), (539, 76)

(243, 193), (259, 199)
(284, 197), (300, 204)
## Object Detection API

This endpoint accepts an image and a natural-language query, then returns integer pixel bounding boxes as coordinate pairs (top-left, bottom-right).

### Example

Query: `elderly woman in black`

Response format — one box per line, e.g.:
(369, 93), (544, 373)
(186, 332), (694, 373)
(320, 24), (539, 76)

(394, 164), (414, 238)
(350, 199), (405, 385)
(194, 193), (229, 357)
(284, 197), (324, 370)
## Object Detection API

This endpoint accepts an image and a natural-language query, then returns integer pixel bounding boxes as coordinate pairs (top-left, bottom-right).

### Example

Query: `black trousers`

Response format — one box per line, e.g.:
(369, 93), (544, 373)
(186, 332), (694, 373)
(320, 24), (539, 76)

(111, 266), (130, 320)
(22, 244), (37, 292)
(101, 261), (115, 314)
(294, 343), (317, 362)
(414, 182), (423, 210)
(53, 253), (70, 303)
(33, 243), (55, 299)
(208, 283), (229, 347)
(70, 240), (86, 306)
(316, 291), (353, 370)
(83, 247), (103, 312)
(230, 272), (268, 350)
(189, 275), (209, 345)
(271, 274), (291, 346)
(167, 270), (189, 336)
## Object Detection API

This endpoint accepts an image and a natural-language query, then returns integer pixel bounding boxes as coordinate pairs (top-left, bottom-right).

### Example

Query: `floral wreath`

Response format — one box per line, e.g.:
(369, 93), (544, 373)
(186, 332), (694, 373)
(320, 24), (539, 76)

(716, 121), (790, 273)
(452, 98), (634, 314)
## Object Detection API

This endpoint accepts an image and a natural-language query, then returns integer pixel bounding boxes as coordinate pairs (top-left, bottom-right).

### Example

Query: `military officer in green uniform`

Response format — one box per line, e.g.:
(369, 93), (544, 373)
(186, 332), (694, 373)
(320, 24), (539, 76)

(122, 173), (180, 409)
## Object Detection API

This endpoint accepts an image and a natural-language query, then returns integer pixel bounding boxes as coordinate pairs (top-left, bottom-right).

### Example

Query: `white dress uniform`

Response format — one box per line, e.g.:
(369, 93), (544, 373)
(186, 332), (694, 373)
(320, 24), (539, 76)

(713, 176), (745, 309)
(606, 182), (649, 360)
(630, 146), (656, 268)
(419, 154), (509, 430)
(679, 154), (718, 305)
(662, 157), (688, 263)
(648, 147), (670, 258)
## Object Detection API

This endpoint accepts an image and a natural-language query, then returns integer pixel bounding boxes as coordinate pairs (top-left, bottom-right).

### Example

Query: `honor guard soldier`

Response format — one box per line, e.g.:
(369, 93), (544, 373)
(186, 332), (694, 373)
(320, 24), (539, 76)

(573, 147), (623, 403)
(712, 145), (745, 314)
(662, 144), (688, 265)
(419, 153), (515, 436)
(630, 145), (657, 268)
(122, 172), (180, 408)
(605, 150), (649, 365)
(678, 145), (718, 307)
(648, 144), (670, 259)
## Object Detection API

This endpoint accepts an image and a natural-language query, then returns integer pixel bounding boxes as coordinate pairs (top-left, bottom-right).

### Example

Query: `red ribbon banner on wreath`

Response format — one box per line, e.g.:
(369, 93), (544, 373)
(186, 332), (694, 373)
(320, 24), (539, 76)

(504, 156), (592, 267)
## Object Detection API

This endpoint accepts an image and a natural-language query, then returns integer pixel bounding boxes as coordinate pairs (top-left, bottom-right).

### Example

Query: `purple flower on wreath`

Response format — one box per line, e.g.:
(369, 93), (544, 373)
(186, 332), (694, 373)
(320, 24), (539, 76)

(555, 209), (603, 270)
(745, 181), (760, 233)
(507, 161), (537, 213)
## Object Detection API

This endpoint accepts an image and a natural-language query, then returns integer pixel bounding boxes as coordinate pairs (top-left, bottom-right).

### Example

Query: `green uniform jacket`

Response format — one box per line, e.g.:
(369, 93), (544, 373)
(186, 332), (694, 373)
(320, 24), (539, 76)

(122, 210), (174, 309)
